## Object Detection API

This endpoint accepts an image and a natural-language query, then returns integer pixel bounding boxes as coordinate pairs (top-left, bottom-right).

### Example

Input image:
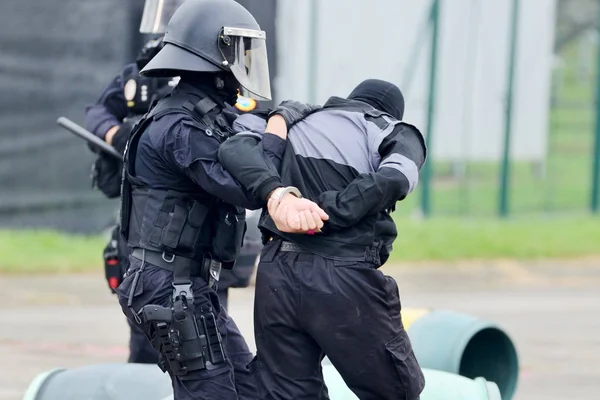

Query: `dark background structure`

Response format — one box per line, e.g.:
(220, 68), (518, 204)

(0, 0), (277, 233)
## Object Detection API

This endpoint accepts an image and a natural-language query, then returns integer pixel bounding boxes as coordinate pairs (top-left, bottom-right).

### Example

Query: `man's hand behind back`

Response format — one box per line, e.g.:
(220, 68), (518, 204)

(268, 193), (329, 234)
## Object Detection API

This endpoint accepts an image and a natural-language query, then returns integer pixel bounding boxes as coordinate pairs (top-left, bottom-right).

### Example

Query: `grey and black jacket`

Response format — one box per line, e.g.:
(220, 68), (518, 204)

(218, 96), (427, 266)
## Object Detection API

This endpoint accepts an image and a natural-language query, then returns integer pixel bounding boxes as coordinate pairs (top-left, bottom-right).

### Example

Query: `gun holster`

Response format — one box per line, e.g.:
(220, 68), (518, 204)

(138, 277), (225, 376)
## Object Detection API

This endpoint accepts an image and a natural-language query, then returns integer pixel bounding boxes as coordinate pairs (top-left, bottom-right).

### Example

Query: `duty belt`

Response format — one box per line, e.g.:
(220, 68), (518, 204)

(130, 248), (221, 287)
(277, 240), (305, 253)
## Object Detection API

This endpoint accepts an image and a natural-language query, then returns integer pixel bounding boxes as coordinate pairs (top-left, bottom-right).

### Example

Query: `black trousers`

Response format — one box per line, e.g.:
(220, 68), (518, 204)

(125, 282), (228, 363)
(252, 240), (425, 400)
(117, 258), (259, 400)
(126, 317), (160, 364)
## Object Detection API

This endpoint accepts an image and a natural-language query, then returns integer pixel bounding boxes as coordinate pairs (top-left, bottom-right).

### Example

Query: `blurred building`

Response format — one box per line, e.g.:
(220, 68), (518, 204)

(274, 0), (558, 163)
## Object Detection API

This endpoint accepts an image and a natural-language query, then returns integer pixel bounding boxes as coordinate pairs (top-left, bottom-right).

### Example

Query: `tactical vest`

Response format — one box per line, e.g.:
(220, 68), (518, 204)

(120, 91), (243, 265)
(121, 64), (178, 116)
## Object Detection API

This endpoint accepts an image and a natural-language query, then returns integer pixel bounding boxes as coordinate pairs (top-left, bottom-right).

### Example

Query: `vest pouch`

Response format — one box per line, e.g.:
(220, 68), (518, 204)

(161, 203), (188, 250)
(176, 201), (211, 254)
(212, 204), (246, 268)
(119, 179), (132, 242)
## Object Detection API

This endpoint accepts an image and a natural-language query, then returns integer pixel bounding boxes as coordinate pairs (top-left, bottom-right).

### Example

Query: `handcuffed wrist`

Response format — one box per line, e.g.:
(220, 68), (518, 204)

(271, 186), (302, 201)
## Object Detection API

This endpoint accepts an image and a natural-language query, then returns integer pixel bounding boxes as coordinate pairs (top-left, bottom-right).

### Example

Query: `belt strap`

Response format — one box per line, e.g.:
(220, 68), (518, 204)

(131, 248), (214, 277)
(278, 241), (305, 253)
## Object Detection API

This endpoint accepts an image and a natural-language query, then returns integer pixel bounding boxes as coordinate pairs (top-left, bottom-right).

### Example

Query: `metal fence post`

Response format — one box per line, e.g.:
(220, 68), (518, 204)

(421, 0), (441, 217)
(307, 0), (320, 103)
(591, 8), (600, 213)
(498, 0), (520, 218)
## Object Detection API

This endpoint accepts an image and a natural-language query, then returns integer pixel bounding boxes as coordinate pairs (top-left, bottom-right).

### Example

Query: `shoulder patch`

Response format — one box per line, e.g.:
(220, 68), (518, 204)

(235, 95), (257, 112)
(124, 79), (137, 101)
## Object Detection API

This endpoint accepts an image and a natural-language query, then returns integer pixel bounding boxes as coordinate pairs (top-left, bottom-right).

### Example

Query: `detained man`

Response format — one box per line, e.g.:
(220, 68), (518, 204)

(218, 79), (427, 399)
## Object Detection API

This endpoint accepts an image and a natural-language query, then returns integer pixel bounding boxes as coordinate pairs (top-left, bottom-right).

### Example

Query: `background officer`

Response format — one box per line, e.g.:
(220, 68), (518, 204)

(218, 78), (428, 399)
(115, 0), (324, 398)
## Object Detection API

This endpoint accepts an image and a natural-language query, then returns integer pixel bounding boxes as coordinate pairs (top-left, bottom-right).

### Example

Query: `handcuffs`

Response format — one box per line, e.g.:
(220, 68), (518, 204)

(270, 186), (302, 201)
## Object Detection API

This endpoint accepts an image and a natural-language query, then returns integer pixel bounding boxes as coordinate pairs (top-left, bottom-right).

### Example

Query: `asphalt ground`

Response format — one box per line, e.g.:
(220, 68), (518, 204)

(1, 258), (599, 400)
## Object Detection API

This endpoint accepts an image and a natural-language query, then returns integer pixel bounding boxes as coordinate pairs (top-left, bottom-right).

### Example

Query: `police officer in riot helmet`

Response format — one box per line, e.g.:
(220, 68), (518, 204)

(115, 0), (321, 398)
(139, 0), (261, 312)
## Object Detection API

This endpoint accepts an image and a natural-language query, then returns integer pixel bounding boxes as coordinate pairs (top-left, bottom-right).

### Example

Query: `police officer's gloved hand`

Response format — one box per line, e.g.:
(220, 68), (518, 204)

(111, 119), (136, 156)
(267, 100), (321, 128)
(94, 154), (122, 199)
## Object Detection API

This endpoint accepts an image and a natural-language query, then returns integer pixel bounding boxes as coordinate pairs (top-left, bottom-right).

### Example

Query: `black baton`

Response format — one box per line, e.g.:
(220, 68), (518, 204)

(56, 117), (122, 160)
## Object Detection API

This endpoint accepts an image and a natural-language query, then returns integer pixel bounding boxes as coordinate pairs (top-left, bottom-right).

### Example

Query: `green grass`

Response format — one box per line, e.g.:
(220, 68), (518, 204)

(2, 216), (600, 273)
(0, 230), (106, 274)
(389, 215), (600, 262)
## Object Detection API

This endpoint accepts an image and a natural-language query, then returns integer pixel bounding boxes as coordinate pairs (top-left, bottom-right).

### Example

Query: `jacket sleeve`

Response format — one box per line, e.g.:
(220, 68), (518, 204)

(317, 122), (427, 231)
(84, 72), (129, 140)
(218, 113), (287, 202)
(167, 118), (277, 210)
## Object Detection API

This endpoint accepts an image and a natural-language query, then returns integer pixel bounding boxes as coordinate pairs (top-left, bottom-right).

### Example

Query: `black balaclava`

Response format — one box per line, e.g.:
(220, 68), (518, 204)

(347, 79), (405, 120)
(179, 72), (239, 105)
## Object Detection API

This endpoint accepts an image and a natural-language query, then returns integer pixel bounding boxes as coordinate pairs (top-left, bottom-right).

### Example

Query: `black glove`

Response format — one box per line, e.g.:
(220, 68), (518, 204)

(111, 119), (137, 155)
(267, 100), (322, 128)
(93, 154), (122, 199)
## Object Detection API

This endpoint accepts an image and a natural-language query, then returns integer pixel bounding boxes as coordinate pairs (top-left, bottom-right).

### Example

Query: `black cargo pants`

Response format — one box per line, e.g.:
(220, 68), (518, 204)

(117, 257), (259, 400)
(252, 239), (425, 400)
(126, 317), (161, 364)
(116, 233), (161, 364)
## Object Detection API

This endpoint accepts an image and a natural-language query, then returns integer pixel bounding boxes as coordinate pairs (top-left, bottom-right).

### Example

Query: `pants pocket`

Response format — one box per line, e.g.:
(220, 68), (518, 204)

(385, 333), (425, 400)
(116, 267), (145, 302)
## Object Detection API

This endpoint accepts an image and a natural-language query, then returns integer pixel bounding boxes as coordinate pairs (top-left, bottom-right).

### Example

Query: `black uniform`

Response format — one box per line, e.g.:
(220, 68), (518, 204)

(118, 0), (274, 397)
(116, 80), (279, 399)
(219, 80), (427, 399)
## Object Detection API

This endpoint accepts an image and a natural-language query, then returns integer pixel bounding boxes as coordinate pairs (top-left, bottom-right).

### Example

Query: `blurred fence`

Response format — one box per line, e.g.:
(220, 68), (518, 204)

(274, 0), (597, 218)
(0, 0), (144, 233)
(399, 0), (600, 218)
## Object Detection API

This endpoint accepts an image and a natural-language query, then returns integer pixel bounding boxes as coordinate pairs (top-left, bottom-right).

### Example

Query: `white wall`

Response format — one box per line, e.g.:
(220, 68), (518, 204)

(274, 0), (557, 162)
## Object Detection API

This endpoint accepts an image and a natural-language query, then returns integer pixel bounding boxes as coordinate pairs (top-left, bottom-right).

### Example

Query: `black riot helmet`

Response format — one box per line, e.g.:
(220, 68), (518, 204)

(140, 0), (272, 101)
(135, 37), (165, 70)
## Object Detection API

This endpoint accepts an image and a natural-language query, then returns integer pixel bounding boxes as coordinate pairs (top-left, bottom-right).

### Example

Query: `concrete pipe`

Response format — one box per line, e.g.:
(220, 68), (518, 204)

(402, 309), (519, 400)
(24, 362), (501, 400)
(23, 363), (172, 400)
(23, 309), (518, 399)
(322, 359), (502, 400)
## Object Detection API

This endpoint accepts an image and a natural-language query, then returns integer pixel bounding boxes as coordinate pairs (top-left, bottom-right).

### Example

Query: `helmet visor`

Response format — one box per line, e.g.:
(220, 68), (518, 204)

(219, 27), (272, 101)
(139, 0), (186, 34)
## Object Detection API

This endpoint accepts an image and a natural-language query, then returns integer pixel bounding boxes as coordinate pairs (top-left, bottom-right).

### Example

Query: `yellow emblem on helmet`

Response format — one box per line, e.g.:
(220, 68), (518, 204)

(235, 94), (257, 112)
